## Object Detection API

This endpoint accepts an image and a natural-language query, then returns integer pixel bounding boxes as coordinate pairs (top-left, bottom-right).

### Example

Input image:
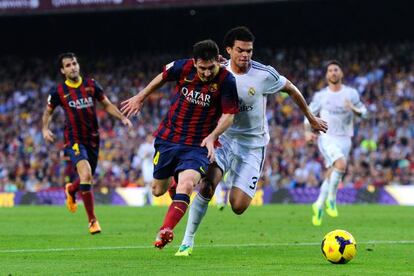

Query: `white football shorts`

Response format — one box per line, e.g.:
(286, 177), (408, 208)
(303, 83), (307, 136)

(215, 135), (266, 198)
(317, 134), (351, 168)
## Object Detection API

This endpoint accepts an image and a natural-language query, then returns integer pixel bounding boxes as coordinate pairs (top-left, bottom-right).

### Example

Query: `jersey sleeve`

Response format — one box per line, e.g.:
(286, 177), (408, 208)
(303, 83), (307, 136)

(351, 89), (368, 118)
(162, 59), (187, 82)
(262, 65), (287, 94)
(220, 73), (239, 114)
(47, 86), (61, 109)
(93, 79), (105, 101)
(309, 92), (322, 115)
(304, 91), (322, 124)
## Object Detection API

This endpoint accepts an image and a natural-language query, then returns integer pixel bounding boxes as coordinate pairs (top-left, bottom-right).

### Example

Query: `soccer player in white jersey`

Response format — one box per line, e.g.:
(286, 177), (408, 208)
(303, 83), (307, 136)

(136, 134), (155, 204)
(175, 26), (328, 256)
(305, 60), (368, 226)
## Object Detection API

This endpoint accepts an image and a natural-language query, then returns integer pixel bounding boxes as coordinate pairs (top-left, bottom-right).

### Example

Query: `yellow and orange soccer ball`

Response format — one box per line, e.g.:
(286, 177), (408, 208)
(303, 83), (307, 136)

(321, 229), (357, 264)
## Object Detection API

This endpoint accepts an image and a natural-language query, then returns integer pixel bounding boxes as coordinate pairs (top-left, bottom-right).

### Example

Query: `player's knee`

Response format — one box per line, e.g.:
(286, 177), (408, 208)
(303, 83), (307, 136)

(79, 172), (92, 183)
(229, 188), (251, 215)
(152, 190), (161, 197)
(177, 179), (194, 194)
(334, 158), (347, 172)
(152, 184), (166, 197)
(231, 204), (247, 215)
(229, 198), (248, 215)
(152, 189), (164, 197)
(199, 178), (215, 199)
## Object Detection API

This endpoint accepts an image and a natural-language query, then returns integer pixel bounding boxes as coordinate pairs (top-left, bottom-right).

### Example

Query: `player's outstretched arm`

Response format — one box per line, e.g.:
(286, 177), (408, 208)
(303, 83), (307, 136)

(100, 96), (132, 129)
(344, 99), (368, 118)
(42, 106), (56, 143)
(304, 125), (319, 144)
(121, 73), (165, 118)
(283, 80), (328, 133)
(201, 113), (235, 162)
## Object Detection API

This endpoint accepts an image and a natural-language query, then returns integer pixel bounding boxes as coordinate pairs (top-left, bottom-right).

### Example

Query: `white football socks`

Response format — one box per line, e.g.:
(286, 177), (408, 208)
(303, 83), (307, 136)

(315, 179), (329, 209)
(327, 169), (344, 202)
(181, 193), (210, 247)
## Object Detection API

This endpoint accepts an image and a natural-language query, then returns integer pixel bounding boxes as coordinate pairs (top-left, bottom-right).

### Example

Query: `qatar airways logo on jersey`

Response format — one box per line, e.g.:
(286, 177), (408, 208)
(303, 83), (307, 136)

(181, 87), (211, 107)
(68, 97), (94, 109)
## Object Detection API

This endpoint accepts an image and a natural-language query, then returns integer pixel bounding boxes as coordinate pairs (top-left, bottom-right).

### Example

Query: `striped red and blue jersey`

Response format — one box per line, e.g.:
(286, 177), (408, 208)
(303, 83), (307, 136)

(154, 59), (239, 146)
(47, 77), (105, 147)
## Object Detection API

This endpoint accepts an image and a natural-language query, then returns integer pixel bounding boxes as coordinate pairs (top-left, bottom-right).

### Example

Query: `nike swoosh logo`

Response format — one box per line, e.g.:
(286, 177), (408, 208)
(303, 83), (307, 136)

(174, 206), (185, 214)
(200, 166), (206, 174)
(64, 93), (71, 98)
(184, 77), (193, 83)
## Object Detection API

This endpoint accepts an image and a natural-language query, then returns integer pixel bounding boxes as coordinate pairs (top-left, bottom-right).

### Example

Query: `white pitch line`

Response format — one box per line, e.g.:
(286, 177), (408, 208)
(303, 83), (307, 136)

(0, 240), (413, 254)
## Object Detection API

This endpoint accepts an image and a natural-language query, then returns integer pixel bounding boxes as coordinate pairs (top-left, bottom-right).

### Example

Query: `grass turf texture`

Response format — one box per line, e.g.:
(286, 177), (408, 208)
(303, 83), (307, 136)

(0, 205), (413, 275)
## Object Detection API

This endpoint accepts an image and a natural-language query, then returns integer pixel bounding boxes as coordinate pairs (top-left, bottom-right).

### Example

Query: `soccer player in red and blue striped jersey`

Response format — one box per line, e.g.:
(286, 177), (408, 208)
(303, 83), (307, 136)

(121, 39), (239, 249)
(42, 53), (132, 234)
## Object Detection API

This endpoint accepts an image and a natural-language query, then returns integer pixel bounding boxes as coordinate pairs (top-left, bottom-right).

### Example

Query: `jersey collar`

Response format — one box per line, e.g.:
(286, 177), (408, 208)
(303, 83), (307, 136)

(65, 77), (83, 88)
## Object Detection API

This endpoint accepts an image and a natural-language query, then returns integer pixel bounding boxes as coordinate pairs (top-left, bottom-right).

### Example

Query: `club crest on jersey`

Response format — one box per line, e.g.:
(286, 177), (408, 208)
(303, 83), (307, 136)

(209, 83), (218, 92)
(248, 87), (256, 96)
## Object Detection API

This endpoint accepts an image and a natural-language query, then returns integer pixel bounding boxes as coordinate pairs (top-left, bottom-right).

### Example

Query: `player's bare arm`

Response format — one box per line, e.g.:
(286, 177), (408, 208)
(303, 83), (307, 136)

(100, 96), (132, 129)
(304, 123), (318, 143)
(201, 113), (235, 162)
(344, 99), (365, 117)
(42, 106), (56, 143)
(283, 80), (328, 133)
(121, 73), (165, 118)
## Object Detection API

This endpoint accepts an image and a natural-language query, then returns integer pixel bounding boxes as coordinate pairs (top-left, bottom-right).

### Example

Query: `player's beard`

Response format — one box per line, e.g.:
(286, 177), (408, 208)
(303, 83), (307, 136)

(328, 76), (341, 85)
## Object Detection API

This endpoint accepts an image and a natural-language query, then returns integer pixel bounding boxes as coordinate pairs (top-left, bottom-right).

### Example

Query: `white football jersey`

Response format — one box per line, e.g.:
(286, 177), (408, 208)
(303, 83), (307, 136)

(307, 85), (367, 137)
(223, 60), (287, 148)
(137, 142), (155, 183)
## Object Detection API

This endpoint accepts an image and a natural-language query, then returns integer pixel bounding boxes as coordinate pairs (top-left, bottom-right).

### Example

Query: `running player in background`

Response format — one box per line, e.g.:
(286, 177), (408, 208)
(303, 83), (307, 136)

(307, 60), (368, 226)
(136, 134), (155, 204)
(42, 52), (132, 234)
(175, 26), (328, 256)
(121, 39), (239, 249)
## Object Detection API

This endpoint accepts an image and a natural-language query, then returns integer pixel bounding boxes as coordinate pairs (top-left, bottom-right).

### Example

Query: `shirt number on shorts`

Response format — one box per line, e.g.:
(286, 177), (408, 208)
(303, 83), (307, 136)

(249, 176), (258, 190)
(153, 151), (160, 165)
(72, 143), (80, 156)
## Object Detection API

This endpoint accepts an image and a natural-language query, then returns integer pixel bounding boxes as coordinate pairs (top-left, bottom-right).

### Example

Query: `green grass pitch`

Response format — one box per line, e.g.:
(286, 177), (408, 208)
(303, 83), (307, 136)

(0, 204), (413, 275)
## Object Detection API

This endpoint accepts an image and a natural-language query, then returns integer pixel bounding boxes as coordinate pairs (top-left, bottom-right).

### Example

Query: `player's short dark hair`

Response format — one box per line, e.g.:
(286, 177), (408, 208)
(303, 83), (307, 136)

(58, 52), (77, 69)
(193, 39), (219, 61)
(325, 60), (343, 71)
(223, 26), (255, 48)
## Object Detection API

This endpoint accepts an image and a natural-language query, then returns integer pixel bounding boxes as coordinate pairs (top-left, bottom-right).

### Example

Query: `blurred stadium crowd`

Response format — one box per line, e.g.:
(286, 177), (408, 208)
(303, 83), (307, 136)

(1, 42), (413, 193)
